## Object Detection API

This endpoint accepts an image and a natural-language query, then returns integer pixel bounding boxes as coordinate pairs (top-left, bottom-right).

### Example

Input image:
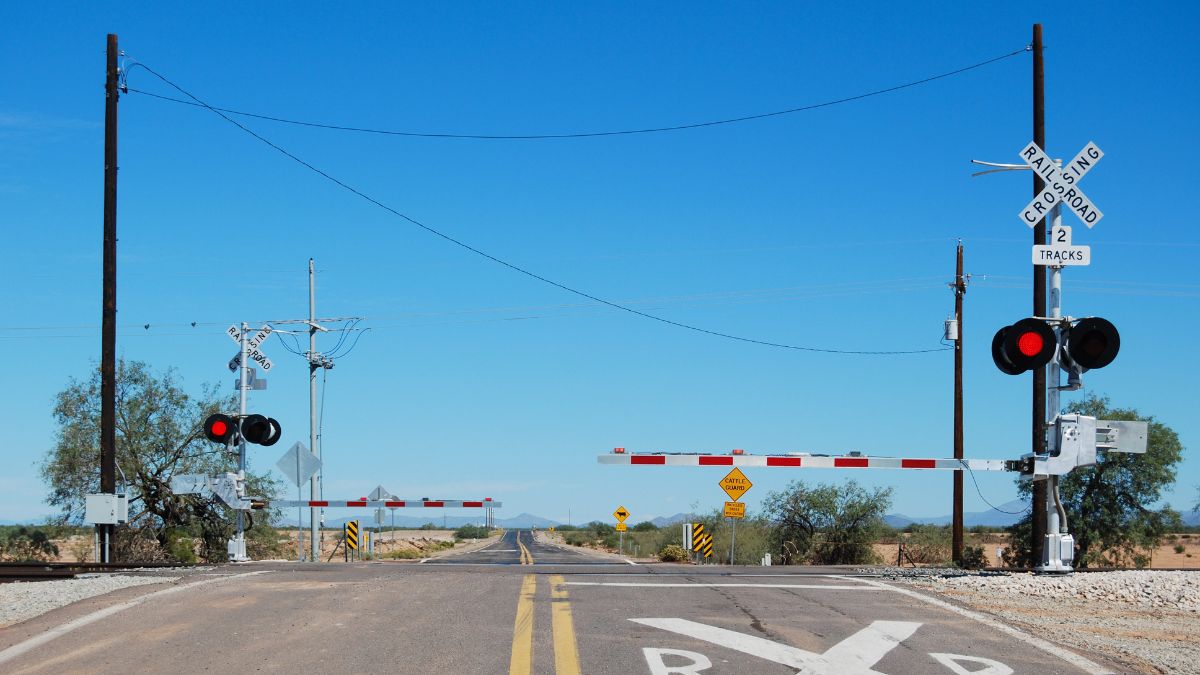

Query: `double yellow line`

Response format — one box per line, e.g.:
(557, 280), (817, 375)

(509, 574), (581, 675)
(517, 531), (534, 565)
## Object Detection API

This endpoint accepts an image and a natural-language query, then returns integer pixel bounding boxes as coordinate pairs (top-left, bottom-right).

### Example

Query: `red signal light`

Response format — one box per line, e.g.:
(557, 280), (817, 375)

(203, 413), (236, 444)
(992, 318), (1056, 375)
(1016, 331), (1044, 357)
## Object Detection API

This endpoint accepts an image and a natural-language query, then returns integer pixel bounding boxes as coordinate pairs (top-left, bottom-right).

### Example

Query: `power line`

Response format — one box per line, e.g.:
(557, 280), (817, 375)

(124, 46), (1027, 140)
(126, 61), (950, 356)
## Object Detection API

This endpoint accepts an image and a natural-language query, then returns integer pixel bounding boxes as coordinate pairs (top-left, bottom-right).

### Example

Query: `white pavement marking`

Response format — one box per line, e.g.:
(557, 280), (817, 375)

(566, 582), (882, 590)
(0, 571), (270, 667)
(631, 617), (919, 674)
(643, 648), (713, 674)
(834, 576), (1109, 674)
(930, 653), (1014, 675)
(624, 559), (638, 566)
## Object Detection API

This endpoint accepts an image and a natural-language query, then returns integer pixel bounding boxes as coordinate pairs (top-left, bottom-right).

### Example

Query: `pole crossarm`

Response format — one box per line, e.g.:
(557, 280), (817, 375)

(269, 499), (502, 509)
(598, 451), (1009, 472)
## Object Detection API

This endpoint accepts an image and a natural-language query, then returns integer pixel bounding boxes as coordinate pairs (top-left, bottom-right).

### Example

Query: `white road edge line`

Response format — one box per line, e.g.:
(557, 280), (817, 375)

(419, 558), (429, 564)
(830, 575), (1111, 675)
(0, 571), (270, 667)
(624, 559), (638, 566)
(565, 582), (883, 590)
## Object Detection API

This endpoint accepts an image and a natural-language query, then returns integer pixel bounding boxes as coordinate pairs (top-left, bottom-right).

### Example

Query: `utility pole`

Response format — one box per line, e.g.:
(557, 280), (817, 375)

(308, 259), (321, 562)
(1031, 23), (1048, 565)
(952, 241), (966, 564)
(99, 33), (119, 563)
(266, 263), (361, 562)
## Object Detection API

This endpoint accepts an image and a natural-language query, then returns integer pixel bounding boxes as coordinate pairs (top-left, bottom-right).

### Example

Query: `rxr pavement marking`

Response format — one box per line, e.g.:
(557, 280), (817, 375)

(633, 618), (1014, 675)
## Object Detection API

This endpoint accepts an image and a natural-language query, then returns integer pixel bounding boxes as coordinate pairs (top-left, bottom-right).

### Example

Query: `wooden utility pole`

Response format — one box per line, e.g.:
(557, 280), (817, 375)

(1030, 24), (1047, 565)
(952, 242), (965, 563)
(100, 33), (119, 562)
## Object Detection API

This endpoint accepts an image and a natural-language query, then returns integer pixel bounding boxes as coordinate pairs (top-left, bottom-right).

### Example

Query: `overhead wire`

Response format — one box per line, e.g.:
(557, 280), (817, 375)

(126, 61), (954, 355)
(124, 46), (1028, 140)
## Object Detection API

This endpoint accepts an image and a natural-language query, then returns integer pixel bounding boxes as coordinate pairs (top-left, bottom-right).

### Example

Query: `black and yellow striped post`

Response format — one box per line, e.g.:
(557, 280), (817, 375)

(701, 533), (714, 560)
(345, 520), (360, 561)
(692, 523), (706, 563)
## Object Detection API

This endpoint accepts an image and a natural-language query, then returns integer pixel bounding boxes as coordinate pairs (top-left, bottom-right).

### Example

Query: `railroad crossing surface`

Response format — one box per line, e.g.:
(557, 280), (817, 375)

(0, 531), (1122, 674)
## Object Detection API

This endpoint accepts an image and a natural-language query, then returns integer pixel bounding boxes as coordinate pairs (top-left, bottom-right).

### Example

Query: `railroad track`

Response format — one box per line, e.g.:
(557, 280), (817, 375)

(0, 561), (192, 583)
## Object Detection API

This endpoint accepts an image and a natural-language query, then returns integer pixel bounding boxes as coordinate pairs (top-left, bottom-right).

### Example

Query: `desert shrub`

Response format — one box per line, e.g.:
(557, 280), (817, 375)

(659, 544), (689, 562)
(958, 545), (987, 570)
(903, 525), (952, 565)
(454, 524), (490, 540)
(385, 548), (424, 559)
(0, 527), (60, 562)
(1174, 544), (1186, 554)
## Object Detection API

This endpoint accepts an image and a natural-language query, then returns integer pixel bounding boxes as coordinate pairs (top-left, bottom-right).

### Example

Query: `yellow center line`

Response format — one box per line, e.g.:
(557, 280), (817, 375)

(550, 574), (583, 675)
(517, 532), (534, 565)
(509, 574), (537, 675)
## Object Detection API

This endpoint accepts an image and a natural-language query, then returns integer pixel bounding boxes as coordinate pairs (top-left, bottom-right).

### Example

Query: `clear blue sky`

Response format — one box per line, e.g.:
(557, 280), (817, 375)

(3, 4), (1197, 525)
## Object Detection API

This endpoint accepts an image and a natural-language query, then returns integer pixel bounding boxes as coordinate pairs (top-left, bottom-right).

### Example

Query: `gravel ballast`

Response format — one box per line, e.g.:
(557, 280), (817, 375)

(869, 568), (1200, 674)
(0, 574), (180, 628)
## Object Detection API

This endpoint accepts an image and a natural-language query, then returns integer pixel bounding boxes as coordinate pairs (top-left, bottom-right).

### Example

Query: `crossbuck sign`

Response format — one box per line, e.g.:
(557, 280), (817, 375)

(1019, 141), (1104, 228)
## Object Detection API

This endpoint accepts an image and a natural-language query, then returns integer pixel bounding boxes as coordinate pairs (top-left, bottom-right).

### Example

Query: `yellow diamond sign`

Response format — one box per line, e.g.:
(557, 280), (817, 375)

(613, 506), (630, 522)
(719, 467), (752, 501)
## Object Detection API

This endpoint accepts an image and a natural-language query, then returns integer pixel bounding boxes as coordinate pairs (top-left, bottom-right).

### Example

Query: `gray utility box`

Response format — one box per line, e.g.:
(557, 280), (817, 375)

(85, 493), (129, 525)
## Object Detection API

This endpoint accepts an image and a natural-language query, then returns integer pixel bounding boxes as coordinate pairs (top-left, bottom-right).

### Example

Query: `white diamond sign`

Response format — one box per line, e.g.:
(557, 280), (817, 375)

(1019, 141), (1104, 228)
(276, 442), (322, 488)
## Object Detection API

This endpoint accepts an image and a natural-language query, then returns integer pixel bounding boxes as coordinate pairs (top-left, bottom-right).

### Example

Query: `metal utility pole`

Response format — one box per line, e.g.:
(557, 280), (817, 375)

(231, 322), (250, 562)
(99, 33), (120, 563)
(308, 259), (320, 561)
(952, 241), (966, 564)
(1031, 23), (1048, 564)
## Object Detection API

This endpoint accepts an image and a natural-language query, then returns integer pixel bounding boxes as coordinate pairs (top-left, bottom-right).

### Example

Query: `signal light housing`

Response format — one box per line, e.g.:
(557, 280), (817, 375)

(240, 414), (282, 446)
(203, 414), (237, 444)
(992, 318), (1057, 375)
(1063, 317), (1120, 372)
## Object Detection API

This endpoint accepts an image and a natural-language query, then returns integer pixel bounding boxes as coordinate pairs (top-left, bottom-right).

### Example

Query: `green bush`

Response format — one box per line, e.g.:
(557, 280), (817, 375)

(385, 548), (424, 559)
(958, 545), (987, 570)
(0, 527), (59, 562)
(659, 544), (689, 562)
(454, 525), (490, 540)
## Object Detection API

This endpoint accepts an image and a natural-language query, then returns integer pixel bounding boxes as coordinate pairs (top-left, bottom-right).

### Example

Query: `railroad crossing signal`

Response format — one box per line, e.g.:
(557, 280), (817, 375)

(992, 317), (1120, 376)
(1019, 141), (1104, 228)
(240, 414), (282, 446)
(613, 506), (629, 523)
(719, 468), (753, 501)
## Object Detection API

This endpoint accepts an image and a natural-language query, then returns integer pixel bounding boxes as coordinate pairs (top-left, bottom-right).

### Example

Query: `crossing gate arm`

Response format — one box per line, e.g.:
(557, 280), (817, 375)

(265, 499), (502, 509)
(598, 451), (1011, 472)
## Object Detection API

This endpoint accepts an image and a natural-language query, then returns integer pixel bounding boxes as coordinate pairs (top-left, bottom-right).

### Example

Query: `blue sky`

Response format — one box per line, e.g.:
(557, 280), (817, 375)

(2, 4), (1197, 526)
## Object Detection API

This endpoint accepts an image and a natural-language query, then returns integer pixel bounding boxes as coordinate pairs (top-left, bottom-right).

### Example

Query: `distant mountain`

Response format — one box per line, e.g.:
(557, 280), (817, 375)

(648, 513), (699, 528)
(495, 513), (560, 529)
(884, 500), (1030, 529)
(1183, 511), (1200, 527)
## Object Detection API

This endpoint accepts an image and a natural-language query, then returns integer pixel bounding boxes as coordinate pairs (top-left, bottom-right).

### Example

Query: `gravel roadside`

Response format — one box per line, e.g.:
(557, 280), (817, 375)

(0, 574), (182, 628)
(866, 567), (1200, 674)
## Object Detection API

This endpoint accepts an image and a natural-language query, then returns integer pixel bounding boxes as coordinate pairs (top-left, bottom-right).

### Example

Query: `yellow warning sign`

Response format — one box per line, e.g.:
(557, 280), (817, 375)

(723, 501), (746, 519)
(719, 467), (753, 501)
(345, 520), (359, 550)
(615, 522), (627, 532)
(613, 506), (630, 522)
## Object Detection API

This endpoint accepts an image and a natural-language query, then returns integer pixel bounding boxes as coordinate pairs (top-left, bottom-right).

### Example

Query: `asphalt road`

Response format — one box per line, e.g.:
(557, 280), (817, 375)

(0, 531), (1123, 674)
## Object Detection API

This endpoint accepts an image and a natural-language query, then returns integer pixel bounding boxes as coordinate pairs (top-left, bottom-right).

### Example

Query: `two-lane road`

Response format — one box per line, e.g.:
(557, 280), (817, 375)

(426, 529), (625, 566)
(0, 531), (1126, 674)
